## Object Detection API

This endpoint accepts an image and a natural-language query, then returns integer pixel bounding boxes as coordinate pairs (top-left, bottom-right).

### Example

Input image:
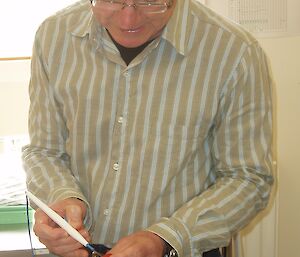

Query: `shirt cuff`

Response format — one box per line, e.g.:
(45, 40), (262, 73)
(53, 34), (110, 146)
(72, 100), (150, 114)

(146, 217), (192, 257)
(48, 187), (93, 231)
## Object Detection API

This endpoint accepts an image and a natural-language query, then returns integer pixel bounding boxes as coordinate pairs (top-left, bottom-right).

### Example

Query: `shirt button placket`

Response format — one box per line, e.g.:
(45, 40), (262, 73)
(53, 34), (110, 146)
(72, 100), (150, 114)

(114, 115), (124, 173)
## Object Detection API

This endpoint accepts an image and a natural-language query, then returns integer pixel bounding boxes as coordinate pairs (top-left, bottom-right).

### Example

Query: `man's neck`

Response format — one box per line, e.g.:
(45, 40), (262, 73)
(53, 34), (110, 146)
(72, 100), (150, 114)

(107, 30), (158, 66)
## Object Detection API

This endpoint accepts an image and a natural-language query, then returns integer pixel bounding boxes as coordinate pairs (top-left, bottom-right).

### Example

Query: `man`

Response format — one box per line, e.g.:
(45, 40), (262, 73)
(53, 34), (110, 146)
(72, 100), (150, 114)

(22, 0), (274, 257)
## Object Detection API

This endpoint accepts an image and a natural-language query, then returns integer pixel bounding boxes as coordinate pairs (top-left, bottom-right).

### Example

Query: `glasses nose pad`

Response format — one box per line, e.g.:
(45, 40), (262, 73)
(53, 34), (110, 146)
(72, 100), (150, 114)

(121, 2), (137, 10)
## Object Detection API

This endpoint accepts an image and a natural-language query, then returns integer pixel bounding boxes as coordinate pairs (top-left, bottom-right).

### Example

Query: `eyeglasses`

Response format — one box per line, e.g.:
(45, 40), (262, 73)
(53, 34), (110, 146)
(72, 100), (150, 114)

(90, 0), (173, 14)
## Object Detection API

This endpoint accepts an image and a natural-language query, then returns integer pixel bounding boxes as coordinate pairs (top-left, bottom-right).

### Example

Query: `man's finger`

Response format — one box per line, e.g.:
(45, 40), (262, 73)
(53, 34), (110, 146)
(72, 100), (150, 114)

(34, 224), (68, 240)
(65, 204), (84, 229)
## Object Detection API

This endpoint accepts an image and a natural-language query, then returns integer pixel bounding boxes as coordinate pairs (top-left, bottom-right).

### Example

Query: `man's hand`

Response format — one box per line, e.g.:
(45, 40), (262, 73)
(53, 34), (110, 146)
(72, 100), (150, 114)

(108, 231), (166, 257)
(33, 197), (91, 257)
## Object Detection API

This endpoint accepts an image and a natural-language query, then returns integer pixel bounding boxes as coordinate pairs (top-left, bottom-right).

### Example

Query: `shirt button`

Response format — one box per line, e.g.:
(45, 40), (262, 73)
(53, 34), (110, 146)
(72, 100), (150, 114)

(117, 116), (124, 123)
(104, 209), (110, 216)
(113, 163), (119, 171)
(124, 71), (129, 77)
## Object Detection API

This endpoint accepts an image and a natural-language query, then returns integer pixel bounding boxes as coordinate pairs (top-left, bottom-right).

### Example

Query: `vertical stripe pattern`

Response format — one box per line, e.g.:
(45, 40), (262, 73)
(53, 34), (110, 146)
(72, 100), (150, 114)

(22, 0), (274, 256)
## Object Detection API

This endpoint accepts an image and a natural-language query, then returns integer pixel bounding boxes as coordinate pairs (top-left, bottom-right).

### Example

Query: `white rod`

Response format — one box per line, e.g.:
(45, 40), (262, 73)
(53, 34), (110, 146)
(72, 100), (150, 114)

(26, 191), (89, 247)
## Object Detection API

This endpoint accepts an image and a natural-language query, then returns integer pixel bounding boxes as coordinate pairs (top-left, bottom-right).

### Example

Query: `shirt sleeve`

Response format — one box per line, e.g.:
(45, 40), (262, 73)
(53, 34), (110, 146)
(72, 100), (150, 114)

(146, 42), (275, 257)
(22, 25), (93, 228)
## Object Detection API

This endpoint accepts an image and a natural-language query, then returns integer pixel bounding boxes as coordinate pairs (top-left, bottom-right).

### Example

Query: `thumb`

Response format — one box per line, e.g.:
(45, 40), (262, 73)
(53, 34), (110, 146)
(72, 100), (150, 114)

(65, 204), (84, 229)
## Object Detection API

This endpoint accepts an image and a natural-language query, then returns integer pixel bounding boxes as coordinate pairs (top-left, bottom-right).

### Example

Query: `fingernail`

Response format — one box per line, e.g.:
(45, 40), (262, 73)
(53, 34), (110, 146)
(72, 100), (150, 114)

(102, 253), (112, 257)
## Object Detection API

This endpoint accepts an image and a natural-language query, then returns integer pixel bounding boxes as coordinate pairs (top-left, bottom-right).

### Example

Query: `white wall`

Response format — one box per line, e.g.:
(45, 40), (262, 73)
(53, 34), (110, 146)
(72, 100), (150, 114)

(0, 60), (30, 136)
(0, 0), (77, 57)
(258, 36), (300, 257)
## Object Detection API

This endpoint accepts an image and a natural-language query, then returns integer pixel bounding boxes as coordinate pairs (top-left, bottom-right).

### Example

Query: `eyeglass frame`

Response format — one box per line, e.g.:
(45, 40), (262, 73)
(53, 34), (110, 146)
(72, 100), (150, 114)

(90, 0), (174, 14)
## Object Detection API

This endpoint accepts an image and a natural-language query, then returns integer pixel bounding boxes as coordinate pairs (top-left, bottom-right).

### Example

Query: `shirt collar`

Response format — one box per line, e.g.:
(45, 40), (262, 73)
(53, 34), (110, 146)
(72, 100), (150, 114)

(68, 1), (94, 38)
(69, 0), (192, 56)
(162, 0), (193, 56)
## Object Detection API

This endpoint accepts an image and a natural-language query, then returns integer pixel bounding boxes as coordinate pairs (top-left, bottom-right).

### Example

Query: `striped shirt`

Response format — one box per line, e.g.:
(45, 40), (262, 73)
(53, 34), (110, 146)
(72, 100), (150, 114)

(22, 0), (274, 256)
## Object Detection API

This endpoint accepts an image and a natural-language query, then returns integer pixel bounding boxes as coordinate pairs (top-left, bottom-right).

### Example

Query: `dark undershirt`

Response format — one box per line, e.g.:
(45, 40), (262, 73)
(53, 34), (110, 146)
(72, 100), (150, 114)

(108, 31), (154, 65)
